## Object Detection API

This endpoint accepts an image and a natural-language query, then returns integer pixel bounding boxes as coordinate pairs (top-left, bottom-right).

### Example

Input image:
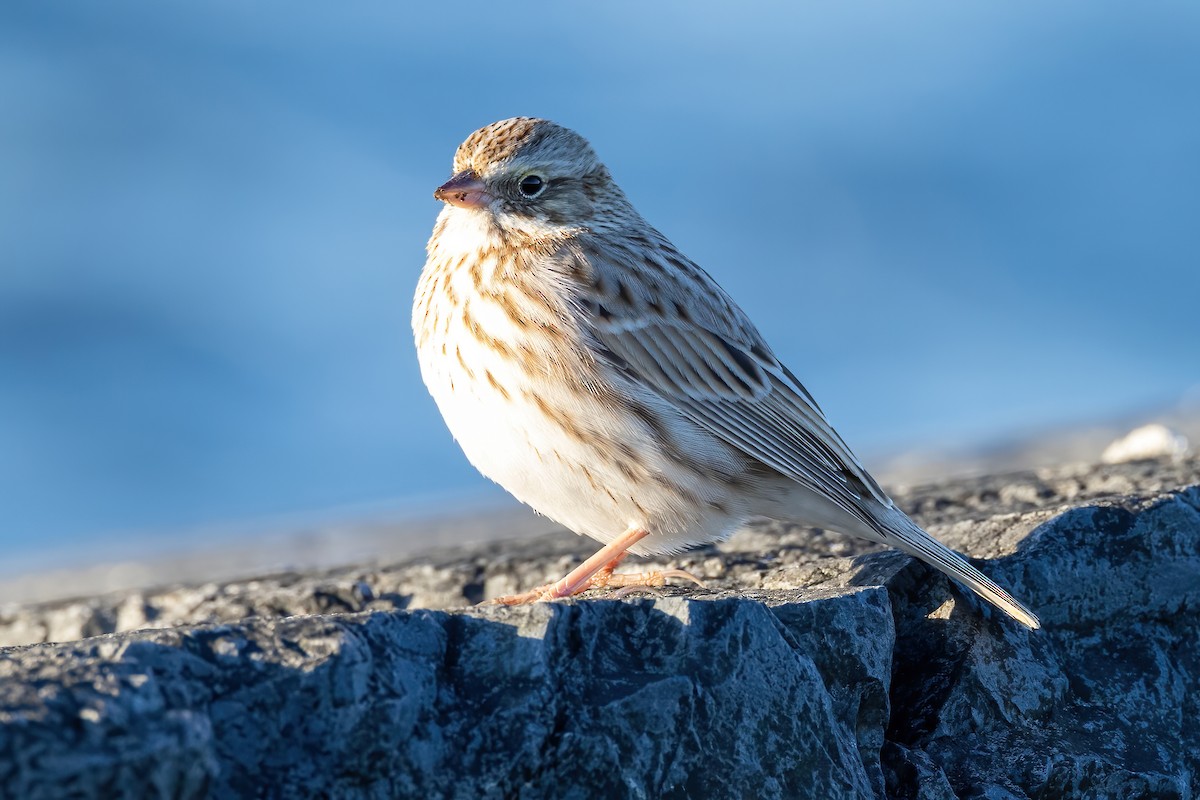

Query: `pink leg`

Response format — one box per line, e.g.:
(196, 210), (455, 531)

(547, 527), (650, 597)
(489, 528), (705, 605)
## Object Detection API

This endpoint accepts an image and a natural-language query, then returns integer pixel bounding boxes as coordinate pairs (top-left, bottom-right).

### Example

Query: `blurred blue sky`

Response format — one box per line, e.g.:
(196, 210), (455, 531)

(1, 2), (1198, 562)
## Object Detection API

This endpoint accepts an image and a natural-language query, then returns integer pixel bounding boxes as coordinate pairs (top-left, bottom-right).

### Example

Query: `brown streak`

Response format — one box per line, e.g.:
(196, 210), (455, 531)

(649, 473), (698, 508)
(469, 259), (484, 293)
(626, 401), (674, 451)
(465, 308), (517, 362)
(580, 465), (600, 492)
(707, 499), (730, 516)
(615, 279), (634, 306)
(485, 369), (510, 401)
(442, 276), (460, 307)
(454, 346), (476, 380)
(529, 392), (588, 443)
(483, 287), (528, 331)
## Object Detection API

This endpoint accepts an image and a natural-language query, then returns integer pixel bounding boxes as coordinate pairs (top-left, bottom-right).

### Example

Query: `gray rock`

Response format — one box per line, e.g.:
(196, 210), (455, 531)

(0, 457), (1197, 798)
(5, 456), (1195, 649)
(0, 590), (893, 799)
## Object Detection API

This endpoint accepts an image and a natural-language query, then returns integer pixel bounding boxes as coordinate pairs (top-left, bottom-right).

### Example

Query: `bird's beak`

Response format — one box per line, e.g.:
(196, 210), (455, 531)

(434, 170), (491, 209)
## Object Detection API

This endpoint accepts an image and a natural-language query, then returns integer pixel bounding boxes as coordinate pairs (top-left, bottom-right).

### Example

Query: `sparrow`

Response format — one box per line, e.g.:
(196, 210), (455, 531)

(413, 117), (1039, 628)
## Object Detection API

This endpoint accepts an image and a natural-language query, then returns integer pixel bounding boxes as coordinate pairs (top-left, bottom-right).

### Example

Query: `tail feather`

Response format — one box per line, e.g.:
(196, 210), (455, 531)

(881, 515), (1040, 630)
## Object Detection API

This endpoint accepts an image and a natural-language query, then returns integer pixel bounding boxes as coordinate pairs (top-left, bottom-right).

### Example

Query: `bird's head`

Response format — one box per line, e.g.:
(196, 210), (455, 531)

(434, 117), (624, 241)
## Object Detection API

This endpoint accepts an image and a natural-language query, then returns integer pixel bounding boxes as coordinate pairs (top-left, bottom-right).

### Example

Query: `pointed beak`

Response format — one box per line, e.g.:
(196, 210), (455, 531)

(434, 170), (491, 209)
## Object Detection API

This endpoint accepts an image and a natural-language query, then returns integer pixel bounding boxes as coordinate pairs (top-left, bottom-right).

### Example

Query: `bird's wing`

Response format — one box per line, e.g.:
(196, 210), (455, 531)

(565, 235), (1042, 630)
(574, 234), (892, 520)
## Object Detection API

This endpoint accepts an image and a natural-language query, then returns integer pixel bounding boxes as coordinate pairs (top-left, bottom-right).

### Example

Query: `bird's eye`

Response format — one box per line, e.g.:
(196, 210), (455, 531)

(518, 174), (545, 197)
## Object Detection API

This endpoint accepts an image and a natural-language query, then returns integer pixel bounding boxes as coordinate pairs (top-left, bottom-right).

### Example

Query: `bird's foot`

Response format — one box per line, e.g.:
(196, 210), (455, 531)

(486, 569), (610, 606)
(487, 584), (558, 606)
(607, 569), (707, 598)
(488, 564), (706, 605)
(485, 527), (706, 606)
(597, 567), (706, 594)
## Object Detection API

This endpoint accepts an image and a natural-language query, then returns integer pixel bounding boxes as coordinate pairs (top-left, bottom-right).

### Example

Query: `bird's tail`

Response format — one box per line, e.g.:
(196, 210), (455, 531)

(878, 511), (1040, 630)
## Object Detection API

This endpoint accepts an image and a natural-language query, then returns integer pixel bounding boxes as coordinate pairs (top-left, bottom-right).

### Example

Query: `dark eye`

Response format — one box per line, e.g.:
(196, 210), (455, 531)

(518, 174), (545, 197)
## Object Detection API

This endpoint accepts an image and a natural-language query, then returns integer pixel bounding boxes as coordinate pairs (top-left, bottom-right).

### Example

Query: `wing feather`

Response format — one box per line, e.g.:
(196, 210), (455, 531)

(580, 238), (890, 514)
(562, 236), (1038, 628)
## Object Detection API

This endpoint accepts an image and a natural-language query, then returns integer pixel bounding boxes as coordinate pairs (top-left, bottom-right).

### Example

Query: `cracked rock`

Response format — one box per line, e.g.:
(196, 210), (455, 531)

(0, 456), (1197, 799)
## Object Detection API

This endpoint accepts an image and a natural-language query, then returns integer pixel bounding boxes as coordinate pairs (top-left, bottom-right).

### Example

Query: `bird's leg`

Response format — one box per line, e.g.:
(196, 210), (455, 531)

(490, 527), (648, 605)
(489, 527), (705, 605)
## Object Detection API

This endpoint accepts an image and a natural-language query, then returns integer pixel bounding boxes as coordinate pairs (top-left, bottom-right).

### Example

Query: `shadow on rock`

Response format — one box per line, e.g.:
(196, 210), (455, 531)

(847, 488), (1200, 799)
(0, 592), (895, 799)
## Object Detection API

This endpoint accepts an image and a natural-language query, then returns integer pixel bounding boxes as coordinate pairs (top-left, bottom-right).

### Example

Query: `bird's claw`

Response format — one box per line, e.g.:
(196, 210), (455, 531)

(486, 567), (706, 605)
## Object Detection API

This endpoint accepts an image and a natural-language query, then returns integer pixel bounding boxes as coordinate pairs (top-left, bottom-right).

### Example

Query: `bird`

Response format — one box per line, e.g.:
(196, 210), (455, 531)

(412, 117), (1040, 629)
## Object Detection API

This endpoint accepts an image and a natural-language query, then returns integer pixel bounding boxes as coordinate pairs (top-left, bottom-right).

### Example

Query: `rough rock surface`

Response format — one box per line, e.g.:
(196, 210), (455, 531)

(0, 456), (1197, 798)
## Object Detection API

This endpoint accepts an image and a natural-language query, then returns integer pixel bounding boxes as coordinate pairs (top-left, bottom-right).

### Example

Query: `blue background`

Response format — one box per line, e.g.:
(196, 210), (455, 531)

(2, 2), (1198, 565)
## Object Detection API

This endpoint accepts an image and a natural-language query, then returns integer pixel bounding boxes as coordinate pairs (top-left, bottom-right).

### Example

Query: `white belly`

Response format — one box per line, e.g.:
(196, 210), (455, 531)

(416, 323), (752, 553)
(416, 324), (709, 551)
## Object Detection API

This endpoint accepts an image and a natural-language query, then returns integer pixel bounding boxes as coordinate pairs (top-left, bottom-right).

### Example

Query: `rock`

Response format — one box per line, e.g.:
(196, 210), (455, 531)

(0, 590), (894, 799)
(1102, 423), (1189, 464)
(5, 456), (1197, 649)
(0, 457), (1197, 798)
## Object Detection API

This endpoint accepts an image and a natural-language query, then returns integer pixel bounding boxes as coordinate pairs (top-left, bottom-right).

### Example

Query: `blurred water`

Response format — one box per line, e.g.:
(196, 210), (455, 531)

(1, 1), (1198, 563)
